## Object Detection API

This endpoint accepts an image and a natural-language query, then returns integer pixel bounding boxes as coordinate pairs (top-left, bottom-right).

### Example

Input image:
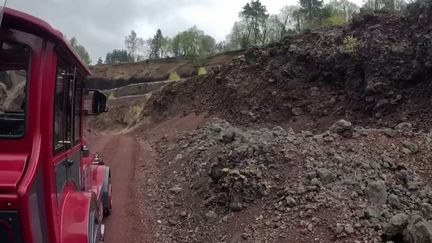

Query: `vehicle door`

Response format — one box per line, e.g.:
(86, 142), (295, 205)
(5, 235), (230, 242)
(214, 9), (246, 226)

(53, 62), (82, 207)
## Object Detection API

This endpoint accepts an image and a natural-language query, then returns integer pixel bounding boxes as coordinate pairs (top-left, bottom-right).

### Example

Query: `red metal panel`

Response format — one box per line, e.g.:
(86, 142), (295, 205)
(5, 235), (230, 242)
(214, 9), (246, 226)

(0, 155), (27, 192)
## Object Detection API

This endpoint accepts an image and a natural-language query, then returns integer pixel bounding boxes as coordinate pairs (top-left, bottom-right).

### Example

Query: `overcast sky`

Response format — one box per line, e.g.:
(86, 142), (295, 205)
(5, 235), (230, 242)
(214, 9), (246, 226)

(7, 0), (362, 63)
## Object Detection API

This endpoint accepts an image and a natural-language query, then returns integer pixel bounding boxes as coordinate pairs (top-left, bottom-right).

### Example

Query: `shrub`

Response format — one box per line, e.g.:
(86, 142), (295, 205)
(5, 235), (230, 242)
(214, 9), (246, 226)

(169, 72), (181, 81)
(107, 92), (116, 100)
(198, 67), (207, 76)
(344, 35), (360, 54)
(321, 15), (346, 26)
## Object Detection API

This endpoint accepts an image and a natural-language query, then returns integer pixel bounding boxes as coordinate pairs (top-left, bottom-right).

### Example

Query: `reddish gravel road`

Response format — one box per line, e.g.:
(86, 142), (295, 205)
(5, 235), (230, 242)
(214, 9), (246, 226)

(89, 134), (139, 243)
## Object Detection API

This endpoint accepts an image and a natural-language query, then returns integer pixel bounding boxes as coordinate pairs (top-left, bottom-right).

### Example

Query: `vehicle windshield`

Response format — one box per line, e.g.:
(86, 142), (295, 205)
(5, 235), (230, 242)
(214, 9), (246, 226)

(0, 41), (30, 137)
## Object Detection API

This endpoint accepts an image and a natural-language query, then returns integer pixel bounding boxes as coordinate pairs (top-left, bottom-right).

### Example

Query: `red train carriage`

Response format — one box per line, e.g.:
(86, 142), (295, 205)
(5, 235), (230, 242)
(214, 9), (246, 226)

(0, 8), (112, 243)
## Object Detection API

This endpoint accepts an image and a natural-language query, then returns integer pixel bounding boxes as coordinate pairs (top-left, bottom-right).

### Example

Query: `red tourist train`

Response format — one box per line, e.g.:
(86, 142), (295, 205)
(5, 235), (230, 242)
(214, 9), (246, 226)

(0, 8), (112, 243)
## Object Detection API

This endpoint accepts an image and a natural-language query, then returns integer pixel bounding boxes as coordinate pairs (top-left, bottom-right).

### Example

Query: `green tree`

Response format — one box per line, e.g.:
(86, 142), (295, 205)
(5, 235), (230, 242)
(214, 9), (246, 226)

(160, 37), (172, 58)
(171, 26), (215, 58)
(226, 20), (249, 50)
(300, 0), (324, 27)
(124, 30), (144, 62)
(215, 41), (227, 53)
(149, 29), (164, 59)
(105, 49), (134, 64)
(97, 57), (103, 65)
(240, 0), (269, 45)
(320, 5), (346, 26)
(69, 37), (91, 65)
(200, 35), (216, 56)
(363, 0), (406, 11)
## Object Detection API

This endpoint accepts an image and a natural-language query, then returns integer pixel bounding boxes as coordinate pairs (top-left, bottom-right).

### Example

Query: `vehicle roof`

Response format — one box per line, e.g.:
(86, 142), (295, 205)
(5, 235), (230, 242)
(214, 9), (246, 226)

(2, 7), (91, 75)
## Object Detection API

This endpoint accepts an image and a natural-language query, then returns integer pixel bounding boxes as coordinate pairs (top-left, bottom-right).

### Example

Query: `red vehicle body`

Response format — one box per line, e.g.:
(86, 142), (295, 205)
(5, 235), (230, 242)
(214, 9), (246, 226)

(0, 8), (111, 243)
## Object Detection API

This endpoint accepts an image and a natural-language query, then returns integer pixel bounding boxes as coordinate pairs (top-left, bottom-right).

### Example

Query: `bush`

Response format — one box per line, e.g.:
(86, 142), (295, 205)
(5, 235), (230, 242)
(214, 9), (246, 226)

(321, 15), (346, 26)
(344, 35), (360, 54)
(169, 72), (181, 81)
(198, 67), (207, 76)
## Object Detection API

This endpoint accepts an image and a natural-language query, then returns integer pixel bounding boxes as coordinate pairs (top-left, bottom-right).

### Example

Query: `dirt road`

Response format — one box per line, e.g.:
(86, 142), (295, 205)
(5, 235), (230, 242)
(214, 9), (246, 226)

(89, 134), (138, 243)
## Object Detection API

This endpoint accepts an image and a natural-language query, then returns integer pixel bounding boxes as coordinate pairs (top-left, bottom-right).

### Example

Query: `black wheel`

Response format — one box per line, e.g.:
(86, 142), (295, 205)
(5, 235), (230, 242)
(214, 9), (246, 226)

(103, 172), (112, 217)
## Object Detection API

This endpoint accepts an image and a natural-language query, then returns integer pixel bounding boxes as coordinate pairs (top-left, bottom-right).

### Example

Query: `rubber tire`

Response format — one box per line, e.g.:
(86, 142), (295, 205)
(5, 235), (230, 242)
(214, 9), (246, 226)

(103, 173), (112, 217)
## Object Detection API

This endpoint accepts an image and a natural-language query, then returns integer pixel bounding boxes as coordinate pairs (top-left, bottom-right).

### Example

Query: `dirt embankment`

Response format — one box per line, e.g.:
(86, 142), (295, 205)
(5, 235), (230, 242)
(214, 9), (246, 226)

(87, 50), (244, 90)
(92, 1), (432, 242)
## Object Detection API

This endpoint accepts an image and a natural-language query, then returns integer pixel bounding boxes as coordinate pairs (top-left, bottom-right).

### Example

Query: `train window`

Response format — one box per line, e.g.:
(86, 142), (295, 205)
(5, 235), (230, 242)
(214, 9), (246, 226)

(73, 76), (82, 144)
(65, 67), (74, 145)
(0, 41), (30, 137)
(53, 64), (68, 153)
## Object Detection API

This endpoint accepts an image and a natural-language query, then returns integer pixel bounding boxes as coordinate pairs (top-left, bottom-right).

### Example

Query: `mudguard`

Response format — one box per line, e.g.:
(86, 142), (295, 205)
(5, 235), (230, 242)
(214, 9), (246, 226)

(60, 191), (101, 243)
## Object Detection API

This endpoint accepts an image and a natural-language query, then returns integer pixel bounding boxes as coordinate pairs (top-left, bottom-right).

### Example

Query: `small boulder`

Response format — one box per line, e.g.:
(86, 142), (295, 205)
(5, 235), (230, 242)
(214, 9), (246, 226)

(366, 180), (388, 205)
(384, 213), (409, 238)
(220, 128), (236, 143)
(292, 107), (303, 116)
(421, 203), (432, 220)
(316, 168), (336, 184)
(402, 141), (419, 154)
(330, 120), (354, 138)
(395, 122), (413, 132)
(404, 220), (432, 243)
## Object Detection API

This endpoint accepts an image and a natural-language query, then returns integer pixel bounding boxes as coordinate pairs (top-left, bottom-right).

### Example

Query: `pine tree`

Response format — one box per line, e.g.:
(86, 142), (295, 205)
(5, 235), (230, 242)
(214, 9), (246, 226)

(149, 29), (164, 59)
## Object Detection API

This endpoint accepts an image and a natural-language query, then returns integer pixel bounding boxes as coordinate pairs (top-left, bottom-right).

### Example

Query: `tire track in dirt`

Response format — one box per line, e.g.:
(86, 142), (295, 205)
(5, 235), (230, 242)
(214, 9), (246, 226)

(89, 134), (139, 243)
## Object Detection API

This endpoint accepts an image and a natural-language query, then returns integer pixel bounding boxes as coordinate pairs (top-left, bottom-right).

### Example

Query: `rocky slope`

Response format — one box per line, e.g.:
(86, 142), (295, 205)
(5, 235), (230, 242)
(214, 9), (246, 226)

(143, 2), (432, 132)
(151, 119), (432, 242)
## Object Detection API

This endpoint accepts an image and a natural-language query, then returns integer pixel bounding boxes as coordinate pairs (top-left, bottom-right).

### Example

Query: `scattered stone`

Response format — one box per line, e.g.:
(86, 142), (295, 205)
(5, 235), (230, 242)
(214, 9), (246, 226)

(220, 128), (237, 143)
(311, 178), (321, 187)
(168, 219), (178, 226)
(383, 129), (398, 138)
(388, 194), (402, 209)
(169, 185), (183, 194)
(402, 141), (419, 154)
(205, 211), (217, 220)
(292, 107), (303, 116)
(345, 224), (355, 234)
(366, 180), (388, 205)
(316, 168), (336, 184)
(364, 207), (380, 219)
(180, 211), (188, 218)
